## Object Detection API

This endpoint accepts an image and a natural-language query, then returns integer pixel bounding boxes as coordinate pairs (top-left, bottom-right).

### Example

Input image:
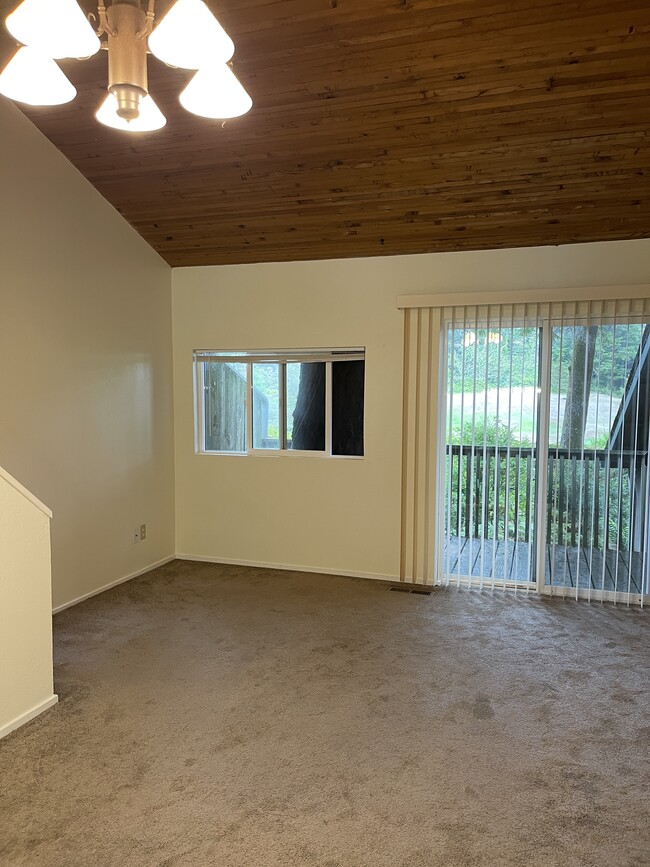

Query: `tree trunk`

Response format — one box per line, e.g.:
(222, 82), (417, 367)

(291, 363), (325, 450)
(560, 325), (599, 450)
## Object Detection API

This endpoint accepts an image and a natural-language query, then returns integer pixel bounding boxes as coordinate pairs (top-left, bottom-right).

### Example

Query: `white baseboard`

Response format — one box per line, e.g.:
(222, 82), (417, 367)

(0, 694), (58, 741)
(52, 555), (176, 615)
(175, 553), (399, 584)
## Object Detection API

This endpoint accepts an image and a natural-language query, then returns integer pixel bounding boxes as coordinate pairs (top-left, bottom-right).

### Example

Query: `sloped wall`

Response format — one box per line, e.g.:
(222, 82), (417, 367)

(0, 99), (175, 610)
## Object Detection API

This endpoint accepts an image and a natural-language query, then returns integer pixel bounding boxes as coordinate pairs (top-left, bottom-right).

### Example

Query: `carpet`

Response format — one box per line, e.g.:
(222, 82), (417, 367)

(0, 560), (648, 866)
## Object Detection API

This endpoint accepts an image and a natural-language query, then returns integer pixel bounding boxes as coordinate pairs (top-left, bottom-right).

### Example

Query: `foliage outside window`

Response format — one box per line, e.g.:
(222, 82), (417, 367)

(194, 349), (364, 457)
(445, 319), (649, 555)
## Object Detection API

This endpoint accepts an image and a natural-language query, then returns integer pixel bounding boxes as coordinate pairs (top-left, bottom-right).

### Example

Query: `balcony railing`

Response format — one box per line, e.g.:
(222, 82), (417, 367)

(446, 445), (648, 553)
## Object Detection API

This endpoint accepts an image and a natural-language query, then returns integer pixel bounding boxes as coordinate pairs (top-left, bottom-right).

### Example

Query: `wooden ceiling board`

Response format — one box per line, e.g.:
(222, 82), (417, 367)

(2, 0), (650, 265)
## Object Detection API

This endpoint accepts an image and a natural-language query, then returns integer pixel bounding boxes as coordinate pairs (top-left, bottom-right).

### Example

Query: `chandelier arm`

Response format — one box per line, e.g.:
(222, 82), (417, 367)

(96, 2), (116, 38)
(136, 0), (156, 39)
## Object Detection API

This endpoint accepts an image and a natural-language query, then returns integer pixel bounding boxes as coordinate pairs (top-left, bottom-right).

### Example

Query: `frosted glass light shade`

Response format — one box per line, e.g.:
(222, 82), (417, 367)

(6, 0), (100, 60)
(96, 92), (167, 133)
(0, 47), (76, 105)
(148, 0), (234, 69)
(179, 63), (252, 119)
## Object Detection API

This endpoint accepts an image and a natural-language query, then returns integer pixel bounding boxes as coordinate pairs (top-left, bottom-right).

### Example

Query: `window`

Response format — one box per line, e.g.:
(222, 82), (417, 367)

(195, 349), (365, 457)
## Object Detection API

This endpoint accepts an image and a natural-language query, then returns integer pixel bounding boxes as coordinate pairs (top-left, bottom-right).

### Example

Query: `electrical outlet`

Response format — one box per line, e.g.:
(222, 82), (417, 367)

(133, 526), (140, 544)
(140, 523), (147, 541)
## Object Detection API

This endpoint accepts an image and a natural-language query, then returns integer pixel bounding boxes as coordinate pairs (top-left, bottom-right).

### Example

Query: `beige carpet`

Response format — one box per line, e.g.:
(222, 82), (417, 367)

(0, 560), (648, 867)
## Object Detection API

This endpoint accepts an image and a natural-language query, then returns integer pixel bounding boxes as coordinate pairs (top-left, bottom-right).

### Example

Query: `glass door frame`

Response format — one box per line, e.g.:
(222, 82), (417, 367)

(436, 311), (649, 605)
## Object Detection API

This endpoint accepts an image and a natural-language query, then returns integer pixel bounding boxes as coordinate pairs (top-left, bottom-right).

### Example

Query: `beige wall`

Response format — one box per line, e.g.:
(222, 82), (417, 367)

(172, 238), (650, 579)
(0, 468), (56, 738)
(0, 99), (175, 610)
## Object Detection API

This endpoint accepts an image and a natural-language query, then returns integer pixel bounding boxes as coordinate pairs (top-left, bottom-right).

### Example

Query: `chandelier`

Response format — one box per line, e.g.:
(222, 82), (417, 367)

(0, 0), (252, 132)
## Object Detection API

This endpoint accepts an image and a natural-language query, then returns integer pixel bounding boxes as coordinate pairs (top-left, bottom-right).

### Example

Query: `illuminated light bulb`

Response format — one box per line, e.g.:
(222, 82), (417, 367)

(0, 47), (76, 105)
(95, 92), (167, 133)
(179, 63), (252, 119)
(148, 0), (234, 69)
(6, 0), (100, 60)
(110, 84), (146, 122)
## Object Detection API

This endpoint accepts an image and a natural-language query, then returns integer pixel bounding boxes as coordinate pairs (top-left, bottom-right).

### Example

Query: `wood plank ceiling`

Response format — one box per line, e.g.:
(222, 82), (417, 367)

(1, 0), (650, 266)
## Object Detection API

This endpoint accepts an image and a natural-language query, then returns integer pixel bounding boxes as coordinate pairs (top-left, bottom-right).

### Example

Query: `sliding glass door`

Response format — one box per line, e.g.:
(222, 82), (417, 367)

(545, 319), (650, 598)
(440, 301), (650, 604)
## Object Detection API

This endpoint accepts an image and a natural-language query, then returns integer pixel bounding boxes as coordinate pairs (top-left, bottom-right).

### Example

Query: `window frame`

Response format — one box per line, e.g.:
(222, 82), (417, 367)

(194, 348), (365, 459)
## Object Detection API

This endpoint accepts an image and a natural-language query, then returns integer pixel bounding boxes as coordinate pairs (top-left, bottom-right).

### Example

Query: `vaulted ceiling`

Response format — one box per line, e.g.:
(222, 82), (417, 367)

(2, 0), (650, 266)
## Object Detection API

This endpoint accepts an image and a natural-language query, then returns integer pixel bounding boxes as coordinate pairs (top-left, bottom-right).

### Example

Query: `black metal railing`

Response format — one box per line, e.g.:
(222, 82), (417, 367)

(445, 445), (648, 552)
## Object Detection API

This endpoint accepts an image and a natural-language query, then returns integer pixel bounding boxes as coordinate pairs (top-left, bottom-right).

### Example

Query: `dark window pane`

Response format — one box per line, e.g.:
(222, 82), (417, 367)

(332, 360), (364, 456)
(287, 362), (325, 451)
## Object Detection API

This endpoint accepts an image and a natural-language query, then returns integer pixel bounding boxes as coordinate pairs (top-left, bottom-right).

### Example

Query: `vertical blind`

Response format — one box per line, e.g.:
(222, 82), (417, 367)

(400, 293), (650, 606)
(443, 304), (542, 592)
(400, 307), (441, 584)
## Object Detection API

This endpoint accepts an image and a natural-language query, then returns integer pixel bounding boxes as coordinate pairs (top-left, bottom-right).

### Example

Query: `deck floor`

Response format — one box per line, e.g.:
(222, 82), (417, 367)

(443, 536), (646, 594)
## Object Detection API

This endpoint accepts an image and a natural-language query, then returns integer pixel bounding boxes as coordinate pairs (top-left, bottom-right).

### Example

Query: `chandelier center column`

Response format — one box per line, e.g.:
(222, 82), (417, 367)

(106, 2), (148, 120)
